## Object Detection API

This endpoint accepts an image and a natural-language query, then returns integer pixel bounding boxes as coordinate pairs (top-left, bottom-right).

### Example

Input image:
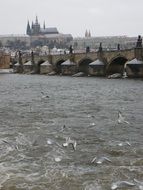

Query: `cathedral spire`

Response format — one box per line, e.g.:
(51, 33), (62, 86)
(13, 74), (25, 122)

(85, 30), (88, 37)
(43, 21), (46, 29)
(35, 15), (38, 24)
(26, 20), (31, 35)
(31, 21), (34, 29)
(88, 30), (91, 37)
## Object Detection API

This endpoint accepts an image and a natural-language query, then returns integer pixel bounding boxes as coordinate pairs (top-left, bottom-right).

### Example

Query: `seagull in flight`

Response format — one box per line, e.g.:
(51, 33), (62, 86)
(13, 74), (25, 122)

(117, 111), (130, 124)
(91, 156), (112, 164)
(41, 91), (49, 98)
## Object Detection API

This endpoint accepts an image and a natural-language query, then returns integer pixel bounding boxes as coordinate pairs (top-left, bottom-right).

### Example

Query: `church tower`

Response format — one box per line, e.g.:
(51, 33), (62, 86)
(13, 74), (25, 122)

(26, 20), (31, 35)
(32, 16), (41, 35)
(85, 30), (88, 37)
(88, 30), (91, 37)
(26, 16), (59, 36)
(43, 21), (46, 30)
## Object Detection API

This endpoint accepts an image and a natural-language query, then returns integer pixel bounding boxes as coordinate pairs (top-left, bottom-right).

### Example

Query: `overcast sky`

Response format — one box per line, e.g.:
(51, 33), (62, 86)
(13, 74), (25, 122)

(0, 0), (142, 37)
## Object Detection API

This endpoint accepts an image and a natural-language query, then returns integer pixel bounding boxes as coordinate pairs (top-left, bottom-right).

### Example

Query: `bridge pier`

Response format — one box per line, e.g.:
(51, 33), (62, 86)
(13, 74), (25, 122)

(134, 48), (143, 60)
(126, 35), (143, 78)
(13, 51), (23, 73)
(87, 43), (106, 76)
(89, 59), (106, 76)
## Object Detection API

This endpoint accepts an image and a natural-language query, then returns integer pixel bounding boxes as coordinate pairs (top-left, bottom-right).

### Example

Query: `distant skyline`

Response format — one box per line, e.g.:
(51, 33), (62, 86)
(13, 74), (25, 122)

(0, 0), (143, 37)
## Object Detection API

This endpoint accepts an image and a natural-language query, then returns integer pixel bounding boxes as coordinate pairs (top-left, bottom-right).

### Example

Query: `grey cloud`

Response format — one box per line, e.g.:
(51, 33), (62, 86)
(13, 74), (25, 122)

(0, 0), (143, 37)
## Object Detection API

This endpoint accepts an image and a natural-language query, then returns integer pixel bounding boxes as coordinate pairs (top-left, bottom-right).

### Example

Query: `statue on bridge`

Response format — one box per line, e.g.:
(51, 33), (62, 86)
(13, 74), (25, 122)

(31, 51), (35, 65)
(18, 51), (22, 65)
(69, 45), (73, 54)
(18, 50), (23, 73)
(86, 46), (90, 53)
(98, 42), (102, 52)
(117, 43), (120, 50)
(136, 35), (142, 48)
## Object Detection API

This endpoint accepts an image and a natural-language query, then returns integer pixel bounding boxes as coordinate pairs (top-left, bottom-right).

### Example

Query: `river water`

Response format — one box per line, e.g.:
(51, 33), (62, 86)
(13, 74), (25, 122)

(0, 74), (142, 190)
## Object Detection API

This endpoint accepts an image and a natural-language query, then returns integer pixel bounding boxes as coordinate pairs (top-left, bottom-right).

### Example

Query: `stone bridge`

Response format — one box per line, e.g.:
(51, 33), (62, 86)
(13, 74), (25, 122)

(21, 48), (142, 75)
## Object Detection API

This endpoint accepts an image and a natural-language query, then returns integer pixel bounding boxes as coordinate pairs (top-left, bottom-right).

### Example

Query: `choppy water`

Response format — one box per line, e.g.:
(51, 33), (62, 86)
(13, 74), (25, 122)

(0, 74), (143, 190)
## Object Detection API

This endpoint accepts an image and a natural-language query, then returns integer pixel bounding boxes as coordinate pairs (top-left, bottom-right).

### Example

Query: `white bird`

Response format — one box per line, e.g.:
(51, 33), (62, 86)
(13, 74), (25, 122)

(91, 156), (97, 163)
(41, 91), (49, 98)
(111, 181), (135, 190)
(91, 156), (112, 164)
(117, 111), (130, 124)
(118, 141), (131, 147)
(62, 137), (77, 151)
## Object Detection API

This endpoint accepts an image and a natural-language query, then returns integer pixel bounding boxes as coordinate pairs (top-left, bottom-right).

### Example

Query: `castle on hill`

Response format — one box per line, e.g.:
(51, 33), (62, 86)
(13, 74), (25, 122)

(26, 16), (59, 36)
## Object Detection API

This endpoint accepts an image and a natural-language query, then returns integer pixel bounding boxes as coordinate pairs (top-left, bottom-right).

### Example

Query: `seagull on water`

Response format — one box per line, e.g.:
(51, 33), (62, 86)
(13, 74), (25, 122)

(118, 141), (131, 147)
(62, 137), (77, 151)
(117, 111), (130, 124)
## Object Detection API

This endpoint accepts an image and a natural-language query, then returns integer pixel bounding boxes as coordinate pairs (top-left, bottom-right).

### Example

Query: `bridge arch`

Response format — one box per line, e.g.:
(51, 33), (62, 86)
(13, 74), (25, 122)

(106, 56), (128, 75)
(78, 58), (93, 74)
(55, 59), (66, 74)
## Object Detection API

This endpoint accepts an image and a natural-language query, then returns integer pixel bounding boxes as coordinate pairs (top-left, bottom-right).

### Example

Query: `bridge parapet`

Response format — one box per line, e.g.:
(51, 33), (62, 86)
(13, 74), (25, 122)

(14, 47), (143, 76)
(16, 48), (136, 67)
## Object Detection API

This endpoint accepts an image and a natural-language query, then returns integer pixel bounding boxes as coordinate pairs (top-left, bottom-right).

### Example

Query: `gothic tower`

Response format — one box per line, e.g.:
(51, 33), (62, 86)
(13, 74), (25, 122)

(32, 16), (40, 35)
(88, 30), (91, 37)
(43, 21), (46, 30)
(85, 30), (88, 37)
(26, 20), (31, 35)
